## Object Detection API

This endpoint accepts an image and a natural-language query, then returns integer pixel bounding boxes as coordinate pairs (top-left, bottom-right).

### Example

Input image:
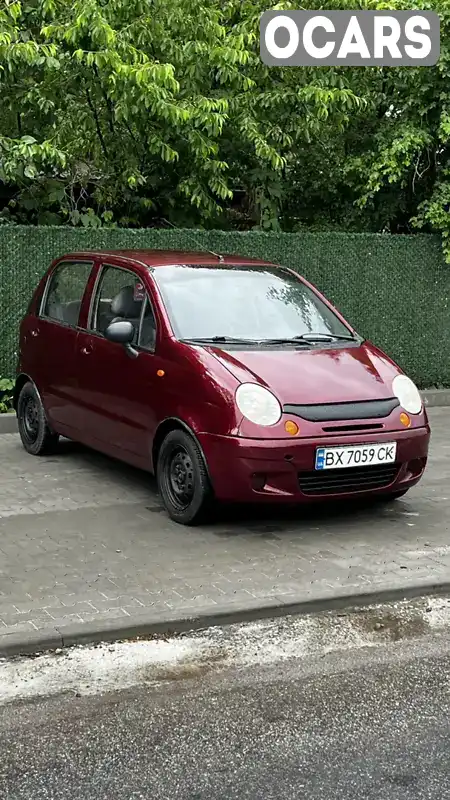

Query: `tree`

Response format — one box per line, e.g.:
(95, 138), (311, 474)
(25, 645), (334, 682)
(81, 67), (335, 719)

(257, 0), (450, 244)
(283, 0), (450, 250)
(0, 0), (361, 228)
(2, 0), (450, 259)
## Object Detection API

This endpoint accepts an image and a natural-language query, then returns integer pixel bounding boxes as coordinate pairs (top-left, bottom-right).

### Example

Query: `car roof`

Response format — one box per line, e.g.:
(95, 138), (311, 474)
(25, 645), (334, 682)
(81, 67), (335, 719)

(58, 249), (277, 268)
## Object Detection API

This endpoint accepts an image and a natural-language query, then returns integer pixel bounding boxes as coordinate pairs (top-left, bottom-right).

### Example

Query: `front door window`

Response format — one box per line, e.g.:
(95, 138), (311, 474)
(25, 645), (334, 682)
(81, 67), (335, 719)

(91, 265), (157, 351)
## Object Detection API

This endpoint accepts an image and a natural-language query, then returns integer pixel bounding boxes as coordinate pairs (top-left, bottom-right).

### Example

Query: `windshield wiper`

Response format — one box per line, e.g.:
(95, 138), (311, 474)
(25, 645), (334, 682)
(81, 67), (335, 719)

(258, 337), (313, 346)
(181, 333), (358, 346)
(181, 336), (262, 345)
(265, 332), (357, 343)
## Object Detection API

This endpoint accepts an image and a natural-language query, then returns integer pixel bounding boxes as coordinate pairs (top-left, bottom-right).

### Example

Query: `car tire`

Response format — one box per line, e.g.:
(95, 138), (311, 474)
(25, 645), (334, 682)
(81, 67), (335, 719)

(156, 429), (214, 525)
(17, 381), (59, 456)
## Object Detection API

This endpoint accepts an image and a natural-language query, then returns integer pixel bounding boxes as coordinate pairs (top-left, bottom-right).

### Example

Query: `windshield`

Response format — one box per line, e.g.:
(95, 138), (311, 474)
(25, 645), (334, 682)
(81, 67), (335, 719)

(152, 264), (354, 342)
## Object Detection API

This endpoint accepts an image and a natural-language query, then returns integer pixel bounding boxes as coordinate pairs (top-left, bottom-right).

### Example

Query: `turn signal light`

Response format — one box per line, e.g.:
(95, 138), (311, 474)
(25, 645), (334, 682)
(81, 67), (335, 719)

(400, 412), (411, 428)
(284, 420), (299, 435)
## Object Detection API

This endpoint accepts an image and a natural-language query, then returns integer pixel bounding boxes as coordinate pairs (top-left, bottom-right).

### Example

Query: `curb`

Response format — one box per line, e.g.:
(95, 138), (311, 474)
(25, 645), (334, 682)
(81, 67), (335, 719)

(423, 389), (450, 407)
(0, 414), (17, 434)
(2, 581), (450, 658)
(0, 389), (448, 436)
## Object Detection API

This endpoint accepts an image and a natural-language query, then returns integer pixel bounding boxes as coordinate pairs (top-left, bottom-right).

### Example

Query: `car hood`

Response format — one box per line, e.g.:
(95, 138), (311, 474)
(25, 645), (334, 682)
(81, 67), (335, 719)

(207, 342), (402, 405)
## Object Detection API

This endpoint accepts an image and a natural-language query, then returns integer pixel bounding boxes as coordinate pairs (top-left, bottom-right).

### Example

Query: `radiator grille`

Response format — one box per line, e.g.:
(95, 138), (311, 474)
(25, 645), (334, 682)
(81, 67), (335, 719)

(299, 464), (399, 495)
(321, 423), (384, 433)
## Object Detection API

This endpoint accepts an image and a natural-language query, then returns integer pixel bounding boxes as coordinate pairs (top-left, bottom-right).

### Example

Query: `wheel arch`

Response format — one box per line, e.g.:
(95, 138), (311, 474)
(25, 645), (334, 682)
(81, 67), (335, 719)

(151, 417), (211, 480)
(13, 373), (34, 410)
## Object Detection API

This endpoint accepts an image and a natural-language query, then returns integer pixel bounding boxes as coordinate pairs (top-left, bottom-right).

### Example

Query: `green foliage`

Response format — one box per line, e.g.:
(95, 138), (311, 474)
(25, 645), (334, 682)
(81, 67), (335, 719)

(0, 377), (14, 413)
(1, 226), (449, 389)
(0, 0), (363, 230)
(338, 1), (450, 255)
(263, 0), (450, 248)
(2, 0), (450, 254)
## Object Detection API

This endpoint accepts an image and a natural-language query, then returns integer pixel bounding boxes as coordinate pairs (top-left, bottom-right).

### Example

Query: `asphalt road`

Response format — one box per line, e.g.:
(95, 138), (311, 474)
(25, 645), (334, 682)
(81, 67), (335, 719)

(2, 618), (450, 799)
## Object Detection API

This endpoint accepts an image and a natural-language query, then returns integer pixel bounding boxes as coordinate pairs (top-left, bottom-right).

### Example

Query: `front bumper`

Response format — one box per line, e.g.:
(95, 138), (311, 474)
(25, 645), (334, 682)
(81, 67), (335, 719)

(198, 426), (430, 503)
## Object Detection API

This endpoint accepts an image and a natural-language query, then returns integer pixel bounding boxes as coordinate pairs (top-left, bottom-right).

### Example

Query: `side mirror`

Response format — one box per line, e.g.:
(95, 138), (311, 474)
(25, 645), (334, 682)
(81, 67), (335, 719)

(104, 320), (138, 358)
(105, 320), (134, 343)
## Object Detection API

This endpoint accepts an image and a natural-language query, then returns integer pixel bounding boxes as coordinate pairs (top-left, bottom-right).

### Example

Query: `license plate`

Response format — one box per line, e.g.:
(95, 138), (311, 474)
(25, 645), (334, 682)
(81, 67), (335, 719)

(315, 442), (397, 470)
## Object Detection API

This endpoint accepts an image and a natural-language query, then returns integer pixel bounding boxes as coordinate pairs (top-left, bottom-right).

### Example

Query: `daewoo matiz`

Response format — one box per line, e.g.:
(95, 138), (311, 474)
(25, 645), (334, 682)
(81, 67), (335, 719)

(15, 250), (430, 525)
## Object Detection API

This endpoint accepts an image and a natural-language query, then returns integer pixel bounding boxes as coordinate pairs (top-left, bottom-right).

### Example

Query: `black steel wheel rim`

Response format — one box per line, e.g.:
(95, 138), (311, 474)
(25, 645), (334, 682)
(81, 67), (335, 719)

(165, 447), (195, 510)
(21, 394), (40, 443)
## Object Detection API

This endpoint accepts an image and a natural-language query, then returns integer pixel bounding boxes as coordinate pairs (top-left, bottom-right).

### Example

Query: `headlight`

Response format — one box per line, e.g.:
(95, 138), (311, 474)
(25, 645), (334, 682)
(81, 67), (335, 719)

(392, 375), (422, 415)
(235, 383), (282, 426)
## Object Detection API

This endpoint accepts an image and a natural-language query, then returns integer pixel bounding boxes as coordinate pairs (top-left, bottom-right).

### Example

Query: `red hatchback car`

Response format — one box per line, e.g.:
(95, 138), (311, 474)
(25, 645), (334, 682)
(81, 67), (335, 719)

(14, 249), (430, 525)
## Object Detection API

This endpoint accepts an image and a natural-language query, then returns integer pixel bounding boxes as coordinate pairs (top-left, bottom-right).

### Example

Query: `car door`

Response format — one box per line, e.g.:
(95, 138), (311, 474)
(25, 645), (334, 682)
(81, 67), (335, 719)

(75, 262), (162, 461)
(28, 258), (95, 433)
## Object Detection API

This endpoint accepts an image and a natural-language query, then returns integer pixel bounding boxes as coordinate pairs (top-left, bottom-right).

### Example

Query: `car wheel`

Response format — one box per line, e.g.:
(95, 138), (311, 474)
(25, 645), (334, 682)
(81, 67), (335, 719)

(17, 381), (59, 456)
(156, 429), (214, 525)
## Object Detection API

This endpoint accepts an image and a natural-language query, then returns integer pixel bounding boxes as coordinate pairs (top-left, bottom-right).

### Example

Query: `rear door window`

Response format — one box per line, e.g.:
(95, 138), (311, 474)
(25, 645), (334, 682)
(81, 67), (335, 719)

(41, 261), (93, 327)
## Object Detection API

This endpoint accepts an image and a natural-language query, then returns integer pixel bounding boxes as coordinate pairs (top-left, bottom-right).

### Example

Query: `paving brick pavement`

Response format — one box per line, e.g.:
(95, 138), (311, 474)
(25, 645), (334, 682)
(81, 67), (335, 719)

(0, 408), (448, 648)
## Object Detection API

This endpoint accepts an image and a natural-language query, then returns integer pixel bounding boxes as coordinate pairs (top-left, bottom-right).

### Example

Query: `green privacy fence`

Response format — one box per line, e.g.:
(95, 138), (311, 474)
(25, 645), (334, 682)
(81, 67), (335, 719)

(0, 225), (449, 386)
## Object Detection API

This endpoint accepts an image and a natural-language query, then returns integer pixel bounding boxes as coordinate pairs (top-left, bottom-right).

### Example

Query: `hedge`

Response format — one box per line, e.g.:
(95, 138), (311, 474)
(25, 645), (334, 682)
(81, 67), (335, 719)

(0, 226), (448, 387)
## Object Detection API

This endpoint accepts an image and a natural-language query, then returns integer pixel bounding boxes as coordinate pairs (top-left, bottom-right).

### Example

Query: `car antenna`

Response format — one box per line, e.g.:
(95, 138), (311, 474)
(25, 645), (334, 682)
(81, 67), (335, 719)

(161, 218), (225, 262)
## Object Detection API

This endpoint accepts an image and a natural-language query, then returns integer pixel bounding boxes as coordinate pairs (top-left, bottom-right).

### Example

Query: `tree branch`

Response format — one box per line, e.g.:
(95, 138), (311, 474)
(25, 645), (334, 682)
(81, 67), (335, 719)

(93, 64), (115, 134)
(85, 83), (109, 159)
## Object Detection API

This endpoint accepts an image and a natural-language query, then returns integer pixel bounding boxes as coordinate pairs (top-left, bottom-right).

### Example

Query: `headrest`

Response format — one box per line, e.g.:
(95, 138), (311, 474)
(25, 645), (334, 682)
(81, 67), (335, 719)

(110, 286), (142, 318)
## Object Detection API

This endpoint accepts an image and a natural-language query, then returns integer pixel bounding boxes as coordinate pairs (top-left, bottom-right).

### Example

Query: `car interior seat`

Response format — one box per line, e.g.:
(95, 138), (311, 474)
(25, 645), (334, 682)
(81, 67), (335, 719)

(109, 286), (143, 342)
(62, 301), (82, 326)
